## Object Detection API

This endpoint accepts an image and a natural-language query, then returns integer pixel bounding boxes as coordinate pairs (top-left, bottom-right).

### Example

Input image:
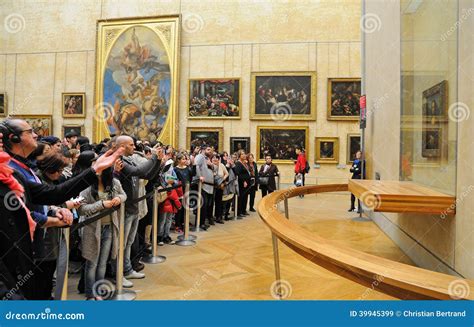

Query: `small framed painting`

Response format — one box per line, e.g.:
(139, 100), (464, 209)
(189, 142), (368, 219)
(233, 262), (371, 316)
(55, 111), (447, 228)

(0, 92), (7, 117)
(347, 134), (361, 164)
(315, 137), (339, 164)
(230, 137), (250, 154)
(62, 93), (86, 118)
(187, 127), (224, 152)
(62, 125), (84, 139)
(327, 78), (361, 121)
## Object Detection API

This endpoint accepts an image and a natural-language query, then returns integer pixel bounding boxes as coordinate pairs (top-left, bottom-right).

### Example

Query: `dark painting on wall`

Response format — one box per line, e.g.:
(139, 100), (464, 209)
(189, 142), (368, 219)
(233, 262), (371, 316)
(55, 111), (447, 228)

(257, 126), (309, 163)
(328, 78), (361, 120)
(422, 128), (442, 158)
(0, 93), (6, 117)
(187, 128), (223, 152)
(422, 80), (448, 124)
(62, 125), (84, 139)
(347, 134), (361, 164)
(230, 137), (250, 154)
(315, 137), (339, 164)
(188, 79), (240, 118)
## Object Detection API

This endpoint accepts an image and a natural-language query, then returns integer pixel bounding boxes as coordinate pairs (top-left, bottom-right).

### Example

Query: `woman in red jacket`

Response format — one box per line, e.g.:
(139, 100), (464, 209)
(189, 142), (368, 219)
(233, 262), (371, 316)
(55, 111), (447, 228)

(158, 174), (182, 245)
(294, 146), (307, 198)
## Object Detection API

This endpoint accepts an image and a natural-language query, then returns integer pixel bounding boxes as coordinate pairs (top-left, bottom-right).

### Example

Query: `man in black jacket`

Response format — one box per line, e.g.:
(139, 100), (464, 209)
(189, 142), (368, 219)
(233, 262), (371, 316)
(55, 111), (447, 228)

(0, 120), (123, 300)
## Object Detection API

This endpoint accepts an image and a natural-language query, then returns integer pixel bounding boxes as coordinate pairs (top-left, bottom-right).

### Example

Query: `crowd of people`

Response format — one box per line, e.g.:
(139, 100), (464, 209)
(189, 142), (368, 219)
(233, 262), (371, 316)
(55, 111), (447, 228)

(0, 118), (281, 301)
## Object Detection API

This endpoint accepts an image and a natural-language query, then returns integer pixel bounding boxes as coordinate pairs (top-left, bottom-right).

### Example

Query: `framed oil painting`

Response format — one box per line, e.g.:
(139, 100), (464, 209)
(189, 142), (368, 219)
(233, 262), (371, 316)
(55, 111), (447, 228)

(422, 80), (448, 124)
(230, 137), (250, 154)
(62, 93), (85, 118)
(422, 127), (443, 158)
(346, 134), (361, 164)
(250, 72), (316, 121)
(315, 137), (339, 164)
(257, 126), (309, 164)
(94, 16), (180, 145)
(188, 79), (240, 119)
(62, 125), (84, 139)
(13, 115), (52, 138)
(0, 92), (7, 117)
(327, 78), (361, 121)
(187, 127), (224, 152)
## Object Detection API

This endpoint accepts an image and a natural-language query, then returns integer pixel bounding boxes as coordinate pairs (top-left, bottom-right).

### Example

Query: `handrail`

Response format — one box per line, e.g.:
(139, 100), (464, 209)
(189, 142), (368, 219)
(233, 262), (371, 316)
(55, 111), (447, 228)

(257, 184), (474, 300)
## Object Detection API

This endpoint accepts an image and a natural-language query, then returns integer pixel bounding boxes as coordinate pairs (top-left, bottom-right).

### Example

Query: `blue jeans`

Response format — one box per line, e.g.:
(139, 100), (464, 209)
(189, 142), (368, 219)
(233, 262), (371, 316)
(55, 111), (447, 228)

(123, 214), (139, 275)
(158, 212), (173, 238)
(85, 224), (112, 298)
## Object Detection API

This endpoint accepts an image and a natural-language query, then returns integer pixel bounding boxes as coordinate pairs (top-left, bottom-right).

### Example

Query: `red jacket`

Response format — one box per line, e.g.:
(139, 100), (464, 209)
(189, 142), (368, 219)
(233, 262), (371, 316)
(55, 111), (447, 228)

(294, 153), (306, 174)
(159, 187), (183, 214)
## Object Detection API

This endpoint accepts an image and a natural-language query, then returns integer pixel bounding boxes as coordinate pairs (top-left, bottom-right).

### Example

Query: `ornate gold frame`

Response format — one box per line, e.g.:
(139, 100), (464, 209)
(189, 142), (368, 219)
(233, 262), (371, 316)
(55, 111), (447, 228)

(62, 92), (86, 118)
(327, 77), (361, 121)
(186, 127), (224, 152)
(250, 72), (317, 121)
(315, 137), (339, 164)
(93, 15), (180, 145)
(188, 78), (241, 120)
(256, 125), (309, 164)
(346, 133), (361, 164)
(13, 115), (53, 137)
(62, 124), (85, 139)
(0, 92), (7, 117)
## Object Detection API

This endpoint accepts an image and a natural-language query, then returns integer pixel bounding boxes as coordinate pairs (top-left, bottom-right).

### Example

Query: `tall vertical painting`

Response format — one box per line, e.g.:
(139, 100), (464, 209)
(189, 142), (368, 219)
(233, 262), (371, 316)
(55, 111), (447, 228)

(94, 16), (180, 145)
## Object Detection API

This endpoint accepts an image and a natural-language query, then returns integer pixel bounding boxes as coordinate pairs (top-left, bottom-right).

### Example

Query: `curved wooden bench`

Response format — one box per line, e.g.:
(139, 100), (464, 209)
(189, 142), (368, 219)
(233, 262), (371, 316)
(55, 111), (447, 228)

(257, 184), (474, 300)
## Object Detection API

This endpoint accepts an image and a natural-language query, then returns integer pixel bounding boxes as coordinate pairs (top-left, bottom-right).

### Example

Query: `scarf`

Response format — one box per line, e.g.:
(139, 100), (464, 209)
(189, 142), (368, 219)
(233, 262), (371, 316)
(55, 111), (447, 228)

(0, 152), (36, 240)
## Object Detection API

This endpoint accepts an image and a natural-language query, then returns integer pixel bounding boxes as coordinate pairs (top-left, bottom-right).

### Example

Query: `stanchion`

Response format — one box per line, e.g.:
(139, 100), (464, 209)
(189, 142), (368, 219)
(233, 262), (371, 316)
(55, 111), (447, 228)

(142, 187), (167, 264)
(57, 227), (69, 300)
(177, 183), (197, 246)
(234, 191), (239, 220)
(191, 180), (203, 232)
(112, 204), (136, 300)
(277, 174), (280, 191)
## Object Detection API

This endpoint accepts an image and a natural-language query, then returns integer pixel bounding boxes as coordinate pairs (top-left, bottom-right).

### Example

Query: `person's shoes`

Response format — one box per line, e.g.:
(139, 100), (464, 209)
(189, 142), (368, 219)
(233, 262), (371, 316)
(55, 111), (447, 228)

(164, 236), (175, 245)
(216, 220), (224, 224)
(249, 208), (256, 212)
(158, 240), (165, 246)
(144, 248), (152, 255)
(199, 225), (208, 231)
(125, 270), (145, 279)
(133, 262), (145, 272)
(209, 221), (215, 226)
(243, 212), (250, 216)
(120, 277), (133, 288)
(348, 208), (355, 212)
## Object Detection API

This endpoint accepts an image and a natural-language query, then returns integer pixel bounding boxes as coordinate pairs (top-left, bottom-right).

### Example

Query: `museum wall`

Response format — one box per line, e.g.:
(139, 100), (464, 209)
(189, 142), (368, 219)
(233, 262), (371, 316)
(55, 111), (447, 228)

(0, 0), (362, 184)
(365, 0), (474, 278)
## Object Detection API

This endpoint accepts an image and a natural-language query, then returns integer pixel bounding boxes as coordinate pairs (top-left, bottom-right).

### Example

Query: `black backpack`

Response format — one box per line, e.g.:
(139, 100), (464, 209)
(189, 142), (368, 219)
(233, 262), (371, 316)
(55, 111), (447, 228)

(304, 160), (310, 174)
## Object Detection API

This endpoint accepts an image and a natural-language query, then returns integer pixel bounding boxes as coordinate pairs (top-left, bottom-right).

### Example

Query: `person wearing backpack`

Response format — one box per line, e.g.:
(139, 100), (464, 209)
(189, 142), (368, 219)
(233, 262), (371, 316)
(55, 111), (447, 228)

(294, 146), (308, 198)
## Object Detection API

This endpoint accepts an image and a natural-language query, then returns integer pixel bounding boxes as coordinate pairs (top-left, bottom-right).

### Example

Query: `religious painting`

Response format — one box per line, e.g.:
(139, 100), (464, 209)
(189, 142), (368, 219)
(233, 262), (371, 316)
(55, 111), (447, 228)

(14, 115), (52, 138)
(327, 78), (361, 121)
(422, 80), (448, 124)
(62, 93), (85, 118)
(315, 137), (339, 164)
(0, 93), (6, 117)
(346, 134), (361, 164)
(62, 125), (84, 139)
(188, 79), (240, 119)
(250, 72), (316, 121)
(422, 127), (442, 158)
(187, 128), (223, 152)
(230, 137), (250, 154)
(94, 16), (180, 145)
(257, 126), (309, 164)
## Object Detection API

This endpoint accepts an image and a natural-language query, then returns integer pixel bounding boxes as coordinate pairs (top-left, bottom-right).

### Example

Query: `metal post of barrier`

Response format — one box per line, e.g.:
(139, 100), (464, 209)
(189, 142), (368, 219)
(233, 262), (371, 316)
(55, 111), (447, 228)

(284, 198), (289, 220)
(235, 190), (240, 220)
(142, 188), (166, 264)
(177, 183), (197, 246)
(58, 227), (69, 300)
(271, 233), (282, 300)
(112, 204), (136, 300)
(191, 180), (203, 232)
(277, 174), (280, 191)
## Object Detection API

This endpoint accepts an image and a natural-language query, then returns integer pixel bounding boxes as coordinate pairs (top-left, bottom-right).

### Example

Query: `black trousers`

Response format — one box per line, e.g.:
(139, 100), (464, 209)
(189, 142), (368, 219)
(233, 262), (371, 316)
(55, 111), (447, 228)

(197, 191), (214, 226)
(261, 187), (274, 198)
(214, 188), (224, 220)
(238, 186), (249, 215)
(32, 260), (57, 300)
(248, 185), (257, 210)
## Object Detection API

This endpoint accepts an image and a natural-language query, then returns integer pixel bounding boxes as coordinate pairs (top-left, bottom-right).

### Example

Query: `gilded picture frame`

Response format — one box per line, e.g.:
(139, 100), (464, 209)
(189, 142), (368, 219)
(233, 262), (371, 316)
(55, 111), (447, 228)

(62, 93), (86, 118)
(257, 126), (309, 164)
(62, 124), (85, 139)
(315, 137), (339, 164)
(327, 78), (361, 121)
(250, 72), (317, 121)
(94, 15), (180, 145)
(186, 127), (224, 152)
(0, 92), (7, 117)
(346, 133), (361, 164)
(188, 78), (241, 119)
(13, 115), (53, 138)
(422, 80), (448, 124)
